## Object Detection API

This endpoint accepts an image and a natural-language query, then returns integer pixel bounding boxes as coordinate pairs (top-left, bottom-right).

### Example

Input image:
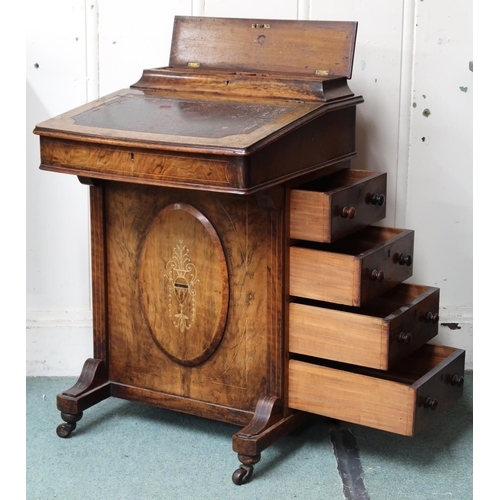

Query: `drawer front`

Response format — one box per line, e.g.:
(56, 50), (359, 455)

(289, 227), (414, 306)
(358, 228), (414, 305)
(412, 347), (465, 435)
(384, 285), (440, 367)
(288, 344), (465, 436)
(289, 284), (440, 370)
(290, 169), (387, 243)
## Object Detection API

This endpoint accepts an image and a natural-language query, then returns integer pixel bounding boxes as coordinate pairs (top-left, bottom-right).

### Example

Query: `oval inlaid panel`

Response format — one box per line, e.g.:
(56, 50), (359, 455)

(138, 203), (229, 366)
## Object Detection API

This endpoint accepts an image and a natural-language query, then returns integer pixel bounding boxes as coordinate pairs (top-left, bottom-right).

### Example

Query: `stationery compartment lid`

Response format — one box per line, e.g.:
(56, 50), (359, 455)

(169, 16), (358, 78)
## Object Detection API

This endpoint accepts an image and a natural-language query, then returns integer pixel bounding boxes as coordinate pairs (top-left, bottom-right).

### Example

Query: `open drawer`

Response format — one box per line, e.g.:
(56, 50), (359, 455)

(288, 344), (465, 436)
(289, 284), (440, 370)
(290, 226), (414, 306)
(290, 168), (387, 243)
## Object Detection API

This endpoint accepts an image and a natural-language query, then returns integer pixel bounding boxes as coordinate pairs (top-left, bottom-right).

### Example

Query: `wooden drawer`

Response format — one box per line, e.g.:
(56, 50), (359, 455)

(289, 284), (440, 370)
(289, 226), (414, 306)
(289, 344), (465, 436)
(290, 168), (387, 243)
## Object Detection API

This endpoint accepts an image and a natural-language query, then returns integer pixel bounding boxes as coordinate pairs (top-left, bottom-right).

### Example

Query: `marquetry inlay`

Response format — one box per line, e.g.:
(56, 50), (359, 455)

(139, 203), (229, 367)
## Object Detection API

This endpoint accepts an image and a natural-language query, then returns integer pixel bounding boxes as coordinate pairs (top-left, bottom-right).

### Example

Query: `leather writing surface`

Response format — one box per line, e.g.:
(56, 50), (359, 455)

(73, 93), (292, 139)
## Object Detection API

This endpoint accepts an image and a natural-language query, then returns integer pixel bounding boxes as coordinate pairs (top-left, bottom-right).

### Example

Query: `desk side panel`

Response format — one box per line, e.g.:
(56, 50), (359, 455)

(104, 182), (284, 417)
(248, 104), (357, 188)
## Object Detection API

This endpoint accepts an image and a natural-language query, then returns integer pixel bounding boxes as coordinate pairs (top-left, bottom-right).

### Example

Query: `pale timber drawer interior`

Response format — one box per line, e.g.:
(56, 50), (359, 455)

(289, 226), (414, 307)
(289, 283), (440, 370)
(288, 344), (465, 436)
(290, 168), (387, 243)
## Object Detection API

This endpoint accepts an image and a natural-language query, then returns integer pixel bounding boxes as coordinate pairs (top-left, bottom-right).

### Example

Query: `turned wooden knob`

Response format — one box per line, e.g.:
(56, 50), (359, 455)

(371, 193), (386, 206)
(398, 332), (412, 344)
(370, 269), (384, 282)
(426, 312), (439, 324)
(341, 206), (356, 219)
(451, 374), (464, 387)
(399, 254), (412, 266)
(424, 397), (438, 410)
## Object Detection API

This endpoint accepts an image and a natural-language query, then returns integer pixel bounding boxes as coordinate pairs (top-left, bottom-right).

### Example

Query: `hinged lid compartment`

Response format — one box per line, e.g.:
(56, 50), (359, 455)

(169, 16), (358, 78)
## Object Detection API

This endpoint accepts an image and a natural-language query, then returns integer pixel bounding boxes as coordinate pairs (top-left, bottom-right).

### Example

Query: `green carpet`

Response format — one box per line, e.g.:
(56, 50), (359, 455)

(26, 374), (472, 499)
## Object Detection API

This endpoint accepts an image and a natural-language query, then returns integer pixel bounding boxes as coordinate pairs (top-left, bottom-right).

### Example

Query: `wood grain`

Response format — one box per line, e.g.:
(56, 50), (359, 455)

(289, 301), (386, 369)
(289, 344), (465, 436)
(89, 185), (108, 364)
(138, 203), (229, 367)
(289, 227), (414, 306)
(56, 358), (110, 415)
(290, 169), (387, 243)
(132, 67), (355, 102)
(290, 246), (358, 305)
(289, 284), (440, 370)
(105, 181), (283, 416)
(289, 358), (414, 435)
(110, 382), (252, 426)
(265, 193), (286, 397)
(33, 16), (466, 460)
(36, 97), (361, 194)
(290, 189), (330, 242)
(169, 17), (358, 78)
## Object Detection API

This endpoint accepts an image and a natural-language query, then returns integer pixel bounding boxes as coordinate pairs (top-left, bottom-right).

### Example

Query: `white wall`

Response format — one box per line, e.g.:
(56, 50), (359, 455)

(26, 0), (473, 374)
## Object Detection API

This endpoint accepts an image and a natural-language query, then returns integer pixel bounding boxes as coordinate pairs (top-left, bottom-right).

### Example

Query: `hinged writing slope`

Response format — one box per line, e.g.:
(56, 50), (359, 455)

(132, 17), (358, 102)
(34, 17), (362, 193)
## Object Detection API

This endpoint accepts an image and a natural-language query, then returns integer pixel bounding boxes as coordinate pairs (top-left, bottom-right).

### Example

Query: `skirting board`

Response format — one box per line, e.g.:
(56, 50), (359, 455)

(26, 311), (93, 376)
(26, 309), (473, 376)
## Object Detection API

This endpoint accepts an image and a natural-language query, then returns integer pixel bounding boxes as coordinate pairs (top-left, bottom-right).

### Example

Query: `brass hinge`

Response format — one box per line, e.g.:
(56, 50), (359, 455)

(315, 69), (330, 76)
(187, 62), (201, 68)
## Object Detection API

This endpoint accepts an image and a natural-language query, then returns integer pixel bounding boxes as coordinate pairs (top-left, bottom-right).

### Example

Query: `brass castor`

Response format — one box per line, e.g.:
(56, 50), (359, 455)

(232, 465), (253, 485)
(56, 412), (83, 438)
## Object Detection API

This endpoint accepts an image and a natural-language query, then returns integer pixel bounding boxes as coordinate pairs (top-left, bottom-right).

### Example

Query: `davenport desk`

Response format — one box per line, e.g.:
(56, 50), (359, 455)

(34, 17), (465, 485)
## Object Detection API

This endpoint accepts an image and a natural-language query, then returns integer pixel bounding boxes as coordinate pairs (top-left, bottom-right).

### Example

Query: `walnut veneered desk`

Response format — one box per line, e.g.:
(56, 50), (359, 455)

(34, 16), (465, 485)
